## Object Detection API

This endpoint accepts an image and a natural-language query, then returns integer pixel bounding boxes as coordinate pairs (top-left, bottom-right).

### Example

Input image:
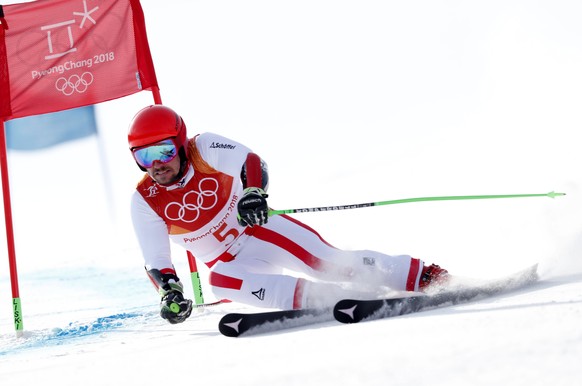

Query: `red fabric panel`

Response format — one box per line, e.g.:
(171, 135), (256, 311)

(406, 257), (421, 291)
(252, 226), (327, 271)
(0, 0), (158, 120)
(280, 213), (339, 249)
(205, 250), (235, 269)
(0, 17), (11, 118)
(209, 271), (243, 290)
(129, 0), (157, 92)
(293, 278), (306, 309)
(244, 152), (262, 188)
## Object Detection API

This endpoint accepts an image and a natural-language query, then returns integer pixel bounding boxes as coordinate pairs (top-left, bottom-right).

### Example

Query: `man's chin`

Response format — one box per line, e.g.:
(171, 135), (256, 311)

(153, 172), (179, 185)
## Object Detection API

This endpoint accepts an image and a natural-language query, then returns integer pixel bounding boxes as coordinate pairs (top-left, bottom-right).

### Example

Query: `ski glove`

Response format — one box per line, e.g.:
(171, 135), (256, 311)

(237, 187), (269, 227)
(160, 290), (193, 324)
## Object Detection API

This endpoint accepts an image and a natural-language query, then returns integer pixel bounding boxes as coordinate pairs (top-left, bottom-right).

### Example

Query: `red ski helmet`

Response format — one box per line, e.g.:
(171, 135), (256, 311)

(128, 105), (187, 151)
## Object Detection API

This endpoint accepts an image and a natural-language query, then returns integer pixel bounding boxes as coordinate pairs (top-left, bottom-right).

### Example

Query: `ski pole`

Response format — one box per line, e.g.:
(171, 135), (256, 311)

(269, 191), (566, 216)
(194, 299), (230, 308)
(186, 251), (204, 305)
(187, 252), (232, 308)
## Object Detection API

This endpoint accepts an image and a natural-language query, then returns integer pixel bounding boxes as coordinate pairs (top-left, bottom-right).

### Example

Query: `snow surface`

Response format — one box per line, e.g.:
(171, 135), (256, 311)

(1, 1), (582, 385)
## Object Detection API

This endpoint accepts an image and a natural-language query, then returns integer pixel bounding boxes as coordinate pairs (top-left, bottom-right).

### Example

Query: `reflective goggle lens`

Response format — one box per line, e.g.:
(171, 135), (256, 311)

(133, 139), (177, 168)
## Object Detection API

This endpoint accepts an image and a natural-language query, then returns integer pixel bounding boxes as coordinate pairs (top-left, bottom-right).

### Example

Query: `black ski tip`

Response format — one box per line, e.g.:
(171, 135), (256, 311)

(218, 313), (246, 337)
(218, 308), (326, 337)
(333, 299), (360, 323)
(334, 298), (387, 324)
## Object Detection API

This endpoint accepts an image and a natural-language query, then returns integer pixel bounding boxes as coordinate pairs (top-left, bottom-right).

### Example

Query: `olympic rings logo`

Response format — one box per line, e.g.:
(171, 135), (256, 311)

(55, 72), (94, 95)
(164, 178), (219, 223)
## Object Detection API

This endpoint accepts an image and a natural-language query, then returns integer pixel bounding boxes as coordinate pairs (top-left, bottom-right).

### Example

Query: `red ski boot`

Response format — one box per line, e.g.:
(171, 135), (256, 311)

(418, 264), (450, 291)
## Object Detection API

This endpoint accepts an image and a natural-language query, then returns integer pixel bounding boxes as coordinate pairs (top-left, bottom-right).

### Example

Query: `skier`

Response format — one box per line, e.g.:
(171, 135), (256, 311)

(128, 105), (449, 324)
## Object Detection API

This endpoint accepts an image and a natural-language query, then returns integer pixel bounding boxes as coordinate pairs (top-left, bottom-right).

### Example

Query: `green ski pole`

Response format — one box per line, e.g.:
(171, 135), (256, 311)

(269, 191), (566, 216)
(186, 251), (204, 305)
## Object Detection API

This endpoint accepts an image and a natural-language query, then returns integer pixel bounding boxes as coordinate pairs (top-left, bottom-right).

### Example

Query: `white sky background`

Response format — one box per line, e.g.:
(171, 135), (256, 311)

(1, 1), (582, 385)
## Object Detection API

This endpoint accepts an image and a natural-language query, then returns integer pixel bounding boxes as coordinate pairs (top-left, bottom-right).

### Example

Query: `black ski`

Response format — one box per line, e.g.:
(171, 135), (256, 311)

(334, 264), (539, 324)
(218, 308), (329, 337)
(218, 264), (539, 336)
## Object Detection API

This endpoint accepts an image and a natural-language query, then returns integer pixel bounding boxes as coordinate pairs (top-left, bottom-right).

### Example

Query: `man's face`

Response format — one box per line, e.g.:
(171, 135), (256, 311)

(132, 139), (182, 185)
(146, 155), (181, 185)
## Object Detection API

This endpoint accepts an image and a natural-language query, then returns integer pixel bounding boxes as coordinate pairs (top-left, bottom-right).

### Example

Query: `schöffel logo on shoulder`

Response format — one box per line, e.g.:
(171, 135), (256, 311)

(210, 142), (236, 150)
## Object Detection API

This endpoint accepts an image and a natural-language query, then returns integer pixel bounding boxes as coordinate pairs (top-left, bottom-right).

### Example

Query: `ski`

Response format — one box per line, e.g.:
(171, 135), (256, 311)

(334, 263), (539, 324)
(218, 264), (539, 336)
(218, 308), (330, 337)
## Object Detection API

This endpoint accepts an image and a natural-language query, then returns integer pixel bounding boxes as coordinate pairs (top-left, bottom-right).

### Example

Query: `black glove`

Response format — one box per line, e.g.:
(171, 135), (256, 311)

(160, 290), (193, 324)
(237, 187), (269, 227)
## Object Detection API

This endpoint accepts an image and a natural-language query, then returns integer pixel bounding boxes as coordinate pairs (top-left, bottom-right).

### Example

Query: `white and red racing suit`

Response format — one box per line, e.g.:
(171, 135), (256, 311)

(131, 132), (425, 310)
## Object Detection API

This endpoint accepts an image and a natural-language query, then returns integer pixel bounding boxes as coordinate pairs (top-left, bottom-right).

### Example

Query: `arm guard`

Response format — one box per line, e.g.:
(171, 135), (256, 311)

(241, 152), (269, 190)
(146, 268), (184, 297)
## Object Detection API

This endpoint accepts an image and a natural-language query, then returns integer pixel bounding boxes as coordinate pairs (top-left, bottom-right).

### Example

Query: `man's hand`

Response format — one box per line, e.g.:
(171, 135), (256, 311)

(237, 187), (269, 227)
(160, 290), (193, 324)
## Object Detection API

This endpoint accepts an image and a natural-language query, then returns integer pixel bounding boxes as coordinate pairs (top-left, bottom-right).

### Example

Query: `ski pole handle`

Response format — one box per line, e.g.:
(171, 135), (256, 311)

(269, 191), (566, 216)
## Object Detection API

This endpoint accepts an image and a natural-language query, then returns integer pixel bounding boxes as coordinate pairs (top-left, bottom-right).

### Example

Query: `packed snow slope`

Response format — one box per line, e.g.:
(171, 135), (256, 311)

(1, 1), (581, 385)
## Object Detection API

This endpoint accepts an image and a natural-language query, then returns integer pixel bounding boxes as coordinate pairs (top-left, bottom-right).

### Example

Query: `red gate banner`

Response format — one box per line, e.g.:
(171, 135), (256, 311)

(0, 0), (158, 120)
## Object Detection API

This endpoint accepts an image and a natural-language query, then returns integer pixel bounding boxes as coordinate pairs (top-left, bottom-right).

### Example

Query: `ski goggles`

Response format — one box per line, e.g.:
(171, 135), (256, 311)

(132, 139), (178, 168)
